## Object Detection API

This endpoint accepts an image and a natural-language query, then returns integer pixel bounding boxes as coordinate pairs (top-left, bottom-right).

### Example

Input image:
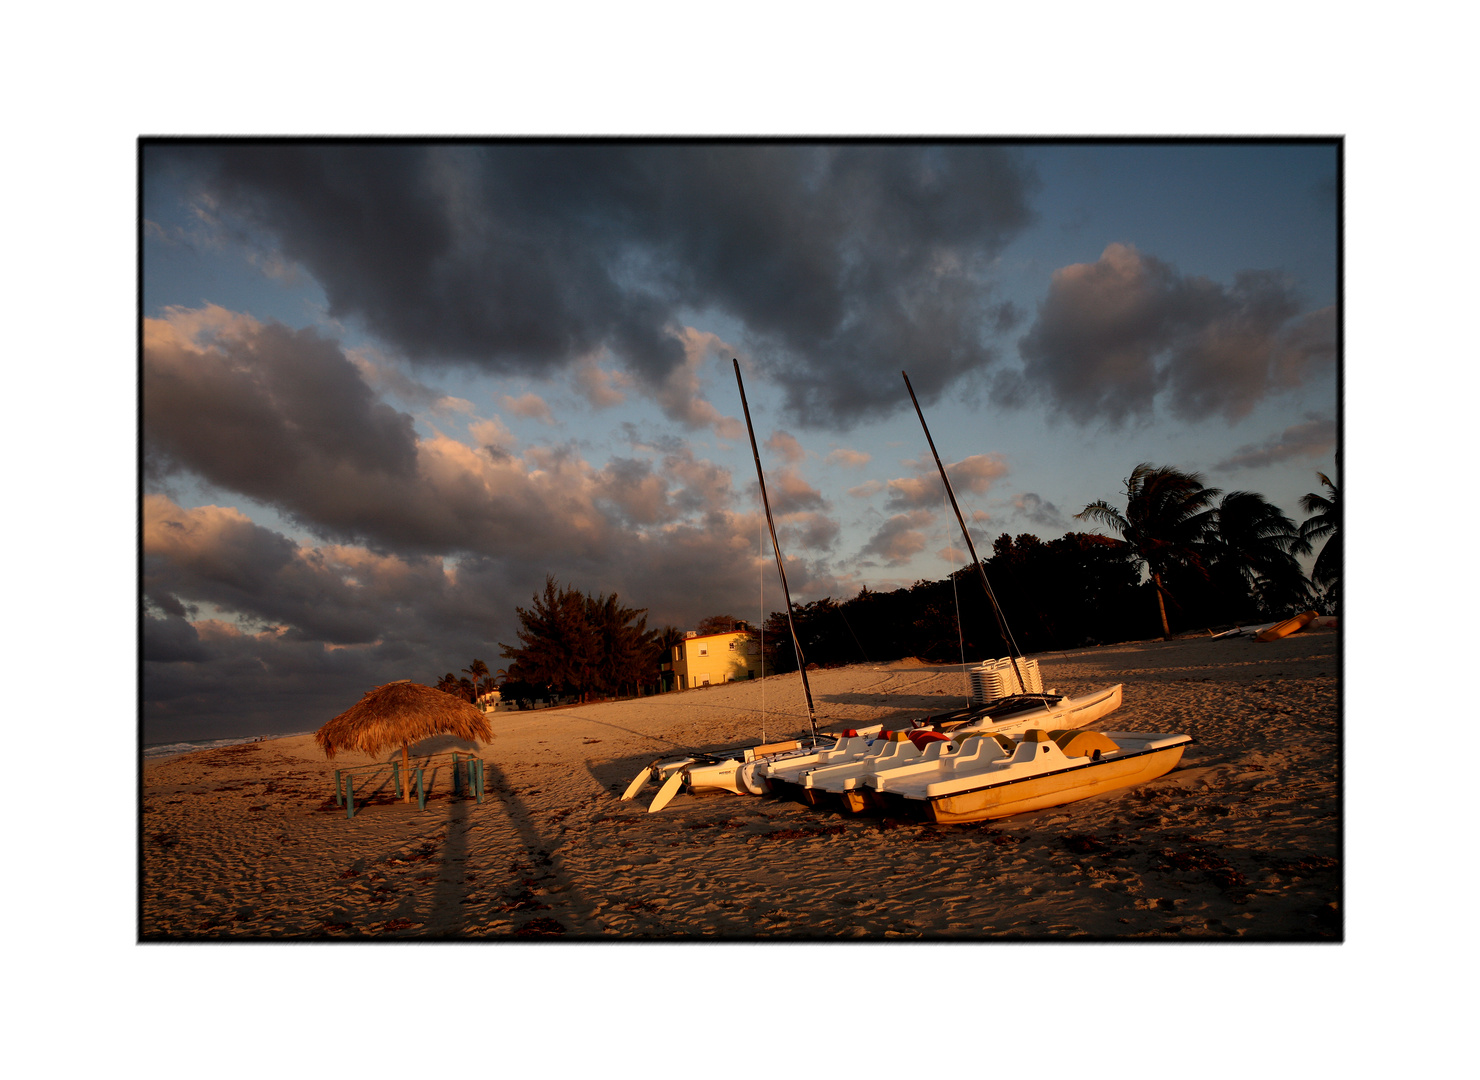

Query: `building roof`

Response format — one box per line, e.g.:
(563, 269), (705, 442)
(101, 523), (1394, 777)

(682, 628), (751, 642)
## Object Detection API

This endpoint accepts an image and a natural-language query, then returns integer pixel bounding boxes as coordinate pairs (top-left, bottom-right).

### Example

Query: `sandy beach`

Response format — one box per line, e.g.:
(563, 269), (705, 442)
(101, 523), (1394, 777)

(141, 630), (1339, 940)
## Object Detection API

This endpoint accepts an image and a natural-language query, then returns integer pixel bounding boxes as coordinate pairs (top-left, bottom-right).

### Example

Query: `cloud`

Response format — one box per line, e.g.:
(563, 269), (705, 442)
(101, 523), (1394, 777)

(658, 327), (746, 436)
(826, 447), (871, 468)
(778, 511), (841, 552)
(573, 353), (629, 409)
(765, 430), (806, 464)
(1013, 492), (1067, 531)
(1214, 415), (1338, 471)
(767, 466), (828, 515)
(885, 453), (1008, 510)
(859, 510), (936, 565)
(144, 306), (420, 501)
(155, 143), (1040, 429)
(468, 416), (516, 450)
(500, 392), (555, 424)
(147, 305), (678, 561)
(1006, 243), (1332, 425)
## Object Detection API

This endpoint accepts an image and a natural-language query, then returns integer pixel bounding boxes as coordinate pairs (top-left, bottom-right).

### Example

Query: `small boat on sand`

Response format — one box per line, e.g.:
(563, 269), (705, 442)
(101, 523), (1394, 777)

(774, 683), (1123, 809)
(1254, 610), (1318, 642)
(868, 726), (1192, 824)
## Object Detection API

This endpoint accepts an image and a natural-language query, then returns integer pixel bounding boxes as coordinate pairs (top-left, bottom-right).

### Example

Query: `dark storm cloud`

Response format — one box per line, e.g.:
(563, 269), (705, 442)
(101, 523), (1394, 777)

(157, 143), (1040, 428)
(145, 307), (418, 502)
(1004, 244), (1332, 425)
(146, 307), (631, 560)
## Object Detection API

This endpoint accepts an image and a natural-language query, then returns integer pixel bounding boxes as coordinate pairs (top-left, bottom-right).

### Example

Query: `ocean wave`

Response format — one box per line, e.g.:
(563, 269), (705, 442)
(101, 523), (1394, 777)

(143, 733), (312, 760)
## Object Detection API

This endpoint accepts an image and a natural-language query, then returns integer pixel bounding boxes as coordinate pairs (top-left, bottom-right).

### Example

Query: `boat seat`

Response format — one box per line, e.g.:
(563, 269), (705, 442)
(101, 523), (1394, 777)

(1051, 730), (1119, 759)
(945, 731), (1011, 770)
(907, 730), (952, 752)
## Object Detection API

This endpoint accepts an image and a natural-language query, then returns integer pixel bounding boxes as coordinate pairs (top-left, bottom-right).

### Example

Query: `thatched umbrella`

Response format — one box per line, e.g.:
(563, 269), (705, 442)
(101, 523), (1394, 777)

(316, 680), (493, 802)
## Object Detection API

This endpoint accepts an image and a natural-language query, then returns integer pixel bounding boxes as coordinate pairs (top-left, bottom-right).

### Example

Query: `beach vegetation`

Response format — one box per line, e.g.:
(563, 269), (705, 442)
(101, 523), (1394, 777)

(1205, 491), (1314, 620)
(1299, 470), (1340, 613)
(1076, 463), (1221, 637)
(499, 575), (660, 703)
(462, 659), (490, 702)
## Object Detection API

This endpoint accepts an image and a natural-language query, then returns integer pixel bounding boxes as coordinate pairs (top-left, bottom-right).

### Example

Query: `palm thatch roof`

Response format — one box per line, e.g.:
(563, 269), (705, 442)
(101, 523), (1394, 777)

(316, 680), (493, 760)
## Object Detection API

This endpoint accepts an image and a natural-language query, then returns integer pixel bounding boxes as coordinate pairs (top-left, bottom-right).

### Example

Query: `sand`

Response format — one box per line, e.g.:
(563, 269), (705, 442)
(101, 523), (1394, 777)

(140, 630), (1339, 940)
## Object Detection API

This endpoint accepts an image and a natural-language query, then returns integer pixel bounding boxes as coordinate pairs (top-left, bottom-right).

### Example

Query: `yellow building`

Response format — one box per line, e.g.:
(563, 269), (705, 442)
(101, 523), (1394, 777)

(670, 630), (761, 689)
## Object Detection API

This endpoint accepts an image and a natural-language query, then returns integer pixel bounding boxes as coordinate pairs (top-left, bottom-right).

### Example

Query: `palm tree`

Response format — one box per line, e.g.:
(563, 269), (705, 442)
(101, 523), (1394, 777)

(1077, 463), (1221, 638)
(1300, 470), (1340, 612)
(1209, 491), (1313, 618)
(463, 659), (490, 705)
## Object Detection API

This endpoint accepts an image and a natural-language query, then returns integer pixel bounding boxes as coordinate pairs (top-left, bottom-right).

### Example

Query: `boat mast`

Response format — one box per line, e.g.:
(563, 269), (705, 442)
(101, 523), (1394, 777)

(901, 370), (1027, 694)
(734, 358), (818, 738)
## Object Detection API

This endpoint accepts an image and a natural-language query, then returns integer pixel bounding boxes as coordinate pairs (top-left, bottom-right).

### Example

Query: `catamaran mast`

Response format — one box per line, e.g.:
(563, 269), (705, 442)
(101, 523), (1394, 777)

(901, 369), (1028, 694)
(734, 358), (818, 738)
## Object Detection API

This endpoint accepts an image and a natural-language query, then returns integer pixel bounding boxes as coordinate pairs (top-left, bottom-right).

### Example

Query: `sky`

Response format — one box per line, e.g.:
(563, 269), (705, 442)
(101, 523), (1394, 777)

(140, 140), (1339, 743)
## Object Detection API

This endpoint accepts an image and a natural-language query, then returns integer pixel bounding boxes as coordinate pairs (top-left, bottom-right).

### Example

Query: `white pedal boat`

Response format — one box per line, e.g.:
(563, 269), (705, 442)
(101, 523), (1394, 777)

(795, 683), (1124, 812)
(870, 727), (1192, 824)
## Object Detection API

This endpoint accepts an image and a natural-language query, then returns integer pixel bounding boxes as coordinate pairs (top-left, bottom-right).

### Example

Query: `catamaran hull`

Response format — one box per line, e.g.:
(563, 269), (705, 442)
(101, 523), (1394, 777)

(892, 742), (1186, 824)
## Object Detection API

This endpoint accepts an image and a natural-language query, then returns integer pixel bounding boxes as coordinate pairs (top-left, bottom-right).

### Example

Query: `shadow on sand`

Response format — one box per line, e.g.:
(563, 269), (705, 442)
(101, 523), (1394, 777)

(420, 757), (598, 939)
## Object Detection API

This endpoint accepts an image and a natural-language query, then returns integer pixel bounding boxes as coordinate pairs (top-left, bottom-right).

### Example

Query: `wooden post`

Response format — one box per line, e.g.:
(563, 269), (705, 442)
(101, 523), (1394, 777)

(333, 769), (342, 806)
(346, 776), (355, 820)
(475, 759), (483, 804)
(452, 752), (460, 795)
(416, 768), (426, 811)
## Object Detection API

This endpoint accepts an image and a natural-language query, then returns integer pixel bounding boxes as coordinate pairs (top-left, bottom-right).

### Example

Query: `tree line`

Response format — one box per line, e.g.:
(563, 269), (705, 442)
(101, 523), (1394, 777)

(755, 463), (1339, 671)
(431, 463), (1338, 699)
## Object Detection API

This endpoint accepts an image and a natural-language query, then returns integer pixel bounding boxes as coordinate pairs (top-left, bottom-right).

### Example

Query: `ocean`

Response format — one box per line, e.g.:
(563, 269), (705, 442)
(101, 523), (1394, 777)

(143, 732), (314, 761)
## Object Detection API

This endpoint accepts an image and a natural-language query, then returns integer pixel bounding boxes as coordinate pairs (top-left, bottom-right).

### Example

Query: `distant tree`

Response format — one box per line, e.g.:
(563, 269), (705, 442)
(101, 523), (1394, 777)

(696, 614), (744, 635)
(653, 625), (685, 690)
(1207, 491), (1313, 618)
(463, 659), (490, 702)
(1077, 463), (1221, 637)
(1300, 470), (1341, 613)
(985, 532), (1146, 650)
(587, 590), (655, 699)
(499, 576), (656, 702)
(495, 678), (544, 705)
(434, 673), (464, 698)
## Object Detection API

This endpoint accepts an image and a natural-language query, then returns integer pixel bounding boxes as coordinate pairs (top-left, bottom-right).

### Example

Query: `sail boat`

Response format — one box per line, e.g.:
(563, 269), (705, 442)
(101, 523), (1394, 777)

(763, 373), (1129, 812)
(828, 372), (1188, 823)
(620, 359), (857, 812)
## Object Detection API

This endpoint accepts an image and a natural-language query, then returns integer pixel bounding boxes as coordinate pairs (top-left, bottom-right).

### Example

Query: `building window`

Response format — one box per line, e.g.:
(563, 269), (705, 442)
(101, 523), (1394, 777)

(698, 644), (708, 656)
